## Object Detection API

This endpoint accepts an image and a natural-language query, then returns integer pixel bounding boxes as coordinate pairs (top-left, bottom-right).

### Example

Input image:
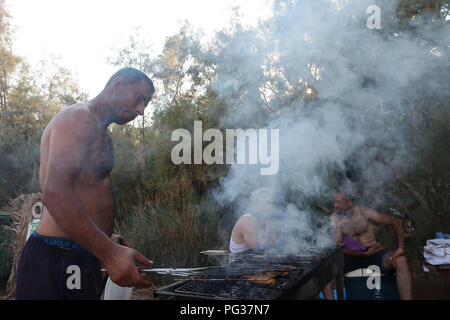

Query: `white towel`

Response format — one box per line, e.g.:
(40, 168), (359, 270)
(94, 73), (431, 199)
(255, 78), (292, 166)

(423, 239), (450, 266)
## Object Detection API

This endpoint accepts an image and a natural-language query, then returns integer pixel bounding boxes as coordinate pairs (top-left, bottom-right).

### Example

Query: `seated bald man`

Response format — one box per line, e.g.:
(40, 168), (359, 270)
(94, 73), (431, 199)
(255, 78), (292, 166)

(330, 192), (413, 300)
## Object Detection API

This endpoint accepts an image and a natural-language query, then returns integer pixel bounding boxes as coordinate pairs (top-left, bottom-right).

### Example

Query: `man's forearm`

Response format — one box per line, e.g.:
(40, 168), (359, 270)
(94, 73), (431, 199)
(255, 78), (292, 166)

(43, 189), (115, 263)
(343, 249), (368, 257)
(391, 217), (405, 248)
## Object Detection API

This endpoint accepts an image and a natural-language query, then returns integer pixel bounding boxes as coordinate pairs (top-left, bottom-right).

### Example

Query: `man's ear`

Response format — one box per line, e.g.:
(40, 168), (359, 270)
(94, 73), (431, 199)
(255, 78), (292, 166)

(348, 199), (353, 207)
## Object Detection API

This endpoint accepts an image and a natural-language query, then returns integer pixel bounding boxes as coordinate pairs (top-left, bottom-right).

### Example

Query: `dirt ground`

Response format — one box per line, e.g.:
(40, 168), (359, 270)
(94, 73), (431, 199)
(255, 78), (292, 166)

(133, 271), (450, 300)
(410, 270), (450, 300)
(1, 271), (449, 300)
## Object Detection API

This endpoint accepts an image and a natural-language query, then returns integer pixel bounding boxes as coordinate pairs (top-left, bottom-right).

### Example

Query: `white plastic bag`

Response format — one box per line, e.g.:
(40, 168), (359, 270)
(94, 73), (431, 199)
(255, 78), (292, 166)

(103, 278), (134, 300)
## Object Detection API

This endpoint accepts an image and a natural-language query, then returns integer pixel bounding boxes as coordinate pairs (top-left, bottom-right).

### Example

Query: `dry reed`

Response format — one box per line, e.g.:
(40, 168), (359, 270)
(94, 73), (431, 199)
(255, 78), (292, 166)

(2, 193), (41, 299)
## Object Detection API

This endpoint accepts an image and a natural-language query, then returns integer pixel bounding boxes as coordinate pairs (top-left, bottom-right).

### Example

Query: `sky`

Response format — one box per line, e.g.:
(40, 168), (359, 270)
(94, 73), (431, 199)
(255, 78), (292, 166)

(7, 0), (273, 99)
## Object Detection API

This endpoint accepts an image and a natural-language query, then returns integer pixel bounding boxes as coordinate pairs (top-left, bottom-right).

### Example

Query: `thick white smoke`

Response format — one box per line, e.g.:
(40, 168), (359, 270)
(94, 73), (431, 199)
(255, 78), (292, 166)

(210, 0), (450, 251)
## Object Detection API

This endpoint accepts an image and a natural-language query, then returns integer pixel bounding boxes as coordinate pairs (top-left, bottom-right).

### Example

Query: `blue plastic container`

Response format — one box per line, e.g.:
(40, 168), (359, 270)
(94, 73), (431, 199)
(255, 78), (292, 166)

(344, 274), (400, 300)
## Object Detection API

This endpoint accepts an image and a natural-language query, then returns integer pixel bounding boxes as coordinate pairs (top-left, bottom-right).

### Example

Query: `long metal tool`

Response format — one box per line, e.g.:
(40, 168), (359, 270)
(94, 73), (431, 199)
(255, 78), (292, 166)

(100, 266), (215, 275)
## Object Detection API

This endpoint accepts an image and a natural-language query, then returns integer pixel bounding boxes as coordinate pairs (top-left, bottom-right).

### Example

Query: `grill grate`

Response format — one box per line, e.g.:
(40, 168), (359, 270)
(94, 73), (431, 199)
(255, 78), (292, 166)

(174, 278), (289, 300)
(154, 245), (344, 300)
(174, 265), (303, 281)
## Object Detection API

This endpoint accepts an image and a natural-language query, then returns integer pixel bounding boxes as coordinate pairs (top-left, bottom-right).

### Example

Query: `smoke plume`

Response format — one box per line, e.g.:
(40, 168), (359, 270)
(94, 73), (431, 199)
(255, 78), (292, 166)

(210, 0), (450, 251)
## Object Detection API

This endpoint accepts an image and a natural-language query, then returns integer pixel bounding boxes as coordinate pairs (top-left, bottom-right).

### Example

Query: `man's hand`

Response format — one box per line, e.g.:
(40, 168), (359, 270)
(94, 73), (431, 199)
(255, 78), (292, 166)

(365, 243), (386, 257)
(390, 248), (404, 268)
(103, 243), (153, 287)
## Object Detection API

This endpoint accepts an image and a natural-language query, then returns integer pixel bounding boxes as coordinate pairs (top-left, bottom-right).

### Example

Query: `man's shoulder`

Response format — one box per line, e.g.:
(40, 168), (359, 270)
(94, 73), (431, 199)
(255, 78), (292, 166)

(49, 103), (96, 131)
(43, 104), (100, 149)
(238, 214), (255, 223)
(330, 212), (341, 227)
(237, 214), (256, 229)
(330, 212), (340, 220)
(350, 206), (365, 213)
(352, 206), (375, 217)
(54, 103), (91, 121)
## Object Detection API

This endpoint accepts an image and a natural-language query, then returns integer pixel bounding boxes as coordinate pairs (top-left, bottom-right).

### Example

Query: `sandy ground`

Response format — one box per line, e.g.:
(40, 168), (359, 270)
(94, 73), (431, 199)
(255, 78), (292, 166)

(1, 272), (449, 300)
(134, 271), (450, 300)
(411, 271), (450, 300)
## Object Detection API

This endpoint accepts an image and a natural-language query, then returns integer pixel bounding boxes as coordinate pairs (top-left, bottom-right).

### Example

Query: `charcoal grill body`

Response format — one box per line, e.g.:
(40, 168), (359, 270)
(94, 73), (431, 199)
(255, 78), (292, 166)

(278, 245), (345, 300)
(154, 245), (345, 300)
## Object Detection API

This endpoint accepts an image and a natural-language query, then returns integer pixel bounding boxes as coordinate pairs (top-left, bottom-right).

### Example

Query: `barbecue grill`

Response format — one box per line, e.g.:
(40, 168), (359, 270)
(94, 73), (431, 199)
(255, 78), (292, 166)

(154, 244), (345, 300)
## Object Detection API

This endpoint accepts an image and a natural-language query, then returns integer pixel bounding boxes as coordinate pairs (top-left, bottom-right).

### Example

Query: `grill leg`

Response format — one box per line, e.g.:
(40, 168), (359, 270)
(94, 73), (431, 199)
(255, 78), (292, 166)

(335, 269), (345, 300)
(334, 249), (345, 300)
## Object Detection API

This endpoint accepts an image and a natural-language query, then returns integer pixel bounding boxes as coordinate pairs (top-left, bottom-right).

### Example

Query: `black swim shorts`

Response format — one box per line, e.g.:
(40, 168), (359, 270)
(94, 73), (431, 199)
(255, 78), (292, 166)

(343, 249), (394, 275)
(16, 232), (105, 300)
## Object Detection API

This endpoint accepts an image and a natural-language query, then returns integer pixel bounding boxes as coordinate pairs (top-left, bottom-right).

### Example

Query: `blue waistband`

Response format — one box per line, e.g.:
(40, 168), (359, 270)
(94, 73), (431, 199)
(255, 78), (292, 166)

(32, 232), (87, 253)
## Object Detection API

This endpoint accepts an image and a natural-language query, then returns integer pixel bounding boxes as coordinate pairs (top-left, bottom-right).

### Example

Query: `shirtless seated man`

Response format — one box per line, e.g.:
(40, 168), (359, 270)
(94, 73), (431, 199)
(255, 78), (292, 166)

(329, 192), (412, 300)
(16, 68), (155, 300)
(229, 188), (277, 254)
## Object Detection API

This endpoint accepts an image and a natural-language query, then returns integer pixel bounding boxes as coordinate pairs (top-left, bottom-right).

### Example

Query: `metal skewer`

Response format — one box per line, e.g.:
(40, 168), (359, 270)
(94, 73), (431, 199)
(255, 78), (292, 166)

(100, 266), (215, 274)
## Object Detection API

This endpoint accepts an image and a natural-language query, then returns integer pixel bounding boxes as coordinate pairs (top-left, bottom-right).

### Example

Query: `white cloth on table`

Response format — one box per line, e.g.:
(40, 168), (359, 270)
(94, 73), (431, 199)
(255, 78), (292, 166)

(423, 239), (450, 272)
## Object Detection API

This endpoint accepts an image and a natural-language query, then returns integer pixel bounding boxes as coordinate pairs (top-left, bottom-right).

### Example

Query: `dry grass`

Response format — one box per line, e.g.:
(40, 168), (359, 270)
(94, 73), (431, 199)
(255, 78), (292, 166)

(1, 193), (41, 299)
(115, 190), (221, 283)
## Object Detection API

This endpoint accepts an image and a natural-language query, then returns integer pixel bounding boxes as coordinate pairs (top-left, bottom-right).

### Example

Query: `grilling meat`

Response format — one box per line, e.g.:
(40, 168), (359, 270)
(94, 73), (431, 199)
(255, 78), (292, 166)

(253, 278), (276, 285)
(242, 271), (278, 285)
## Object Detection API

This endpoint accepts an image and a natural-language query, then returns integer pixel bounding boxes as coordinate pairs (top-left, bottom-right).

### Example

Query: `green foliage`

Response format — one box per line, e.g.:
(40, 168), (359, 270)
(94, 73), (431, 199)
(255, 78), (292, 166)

(0, 225), (12, 281)
(0, 3), (87, 207)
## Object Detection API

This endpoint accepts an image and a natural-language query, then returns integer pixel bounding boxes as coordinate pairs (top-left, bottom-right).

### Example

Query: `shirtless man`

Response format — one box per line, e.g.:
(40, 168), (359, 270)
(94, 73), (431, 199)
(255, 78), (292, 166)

(229, 188), (277, 254)
(330, 192), (412, 300)
(229, 205), (277, 254)
(16, 68), (155, 300)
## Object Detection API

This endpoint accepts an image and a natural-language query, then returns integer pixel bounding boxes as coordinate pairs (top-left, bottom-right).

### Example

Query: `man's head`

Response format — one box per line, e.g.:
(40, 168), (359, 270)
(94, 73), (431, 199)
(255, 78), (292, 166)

(334, 192), (353, 213)
(104, 68), (155, 124)
(248, 188), (279, 219)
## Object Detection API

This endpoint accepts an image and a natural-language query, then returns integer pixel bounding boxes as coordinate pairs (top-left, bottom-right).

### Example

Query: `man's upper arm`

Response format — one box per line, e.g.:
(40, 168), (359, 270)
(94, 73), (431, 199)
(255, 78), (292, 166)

(43, 113), (94, 194)
(241, 218), (258, 249)
(359, 207), (392, 225)
(330, 214), (342, 243)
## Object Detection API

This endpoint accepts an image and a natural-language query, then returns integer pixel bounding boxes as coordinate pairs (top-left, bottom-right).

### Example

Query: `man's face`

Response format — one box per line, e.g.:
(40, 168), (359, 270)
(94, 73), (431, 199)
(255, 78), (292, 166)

(334, 193), (351, 213)
(111, 79), (153, 124)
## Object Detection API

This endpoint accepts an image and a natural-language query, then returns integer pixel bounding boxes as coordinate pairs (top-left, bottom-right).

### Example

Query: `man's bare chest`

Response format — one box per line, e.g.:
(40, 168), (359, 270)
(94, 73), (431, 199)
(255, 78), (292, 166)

(79, 132), (114, 180)
(339, 214), (370, 237)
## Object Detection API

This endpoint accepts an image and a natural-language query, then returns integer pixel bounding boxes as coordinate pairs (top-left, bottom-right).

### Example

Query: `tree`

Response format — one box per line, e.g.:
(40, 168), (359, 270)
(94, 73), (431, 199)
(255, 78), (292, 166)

(0, 1), (88, 207)
(0, 0), (21, 118)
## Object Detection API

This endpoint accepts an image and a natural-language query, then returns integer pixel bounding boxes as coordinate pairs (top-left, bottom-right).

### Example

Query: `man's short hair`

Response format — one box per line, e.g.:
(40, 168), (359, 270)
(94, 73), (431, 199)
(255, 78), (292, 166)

(105, 67), (155, 94)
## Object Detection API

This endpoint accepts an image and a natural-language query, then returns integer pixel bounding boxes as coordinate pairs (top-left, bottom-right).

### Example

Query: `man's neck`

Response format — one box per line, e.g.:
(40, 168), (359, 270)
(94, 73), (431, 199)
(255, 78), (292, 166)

(339, 207), (353, 217)
(88, 93), (112, 129)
